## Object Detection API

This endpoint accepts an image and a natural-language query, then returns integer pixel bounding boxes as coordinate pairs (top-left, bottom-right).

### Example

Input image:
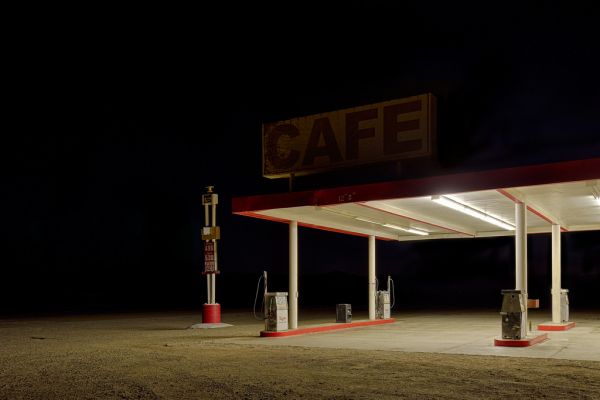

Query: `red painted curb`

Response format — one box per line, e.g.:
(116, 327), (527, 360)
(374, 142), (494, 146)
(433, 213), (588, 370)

(538, 322), (576, 331)
(494, 333), (548, 347)
(260, 318), (396, 337)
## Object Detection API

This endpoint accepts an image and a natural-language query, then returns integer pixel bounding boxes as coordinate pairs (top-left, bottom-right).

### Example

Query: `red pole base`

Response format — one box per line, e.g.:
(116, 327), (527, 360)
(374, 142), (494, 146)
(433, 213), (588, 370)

(202, 303), (221, 323)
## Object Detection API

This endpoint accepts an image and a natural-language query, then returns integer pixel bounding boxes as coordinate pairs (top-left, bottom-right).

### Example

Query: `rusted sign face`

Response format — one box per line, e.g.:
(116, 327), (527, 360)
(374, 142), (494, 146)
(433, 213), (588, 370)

(263, 93), (436, 178)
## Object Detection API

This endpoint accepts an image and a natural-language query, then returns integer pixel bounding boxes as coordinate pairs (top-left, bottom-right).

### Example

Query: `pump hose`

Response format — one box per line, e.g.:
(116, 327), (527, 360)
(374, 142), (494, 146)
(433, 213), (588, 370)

(252, 274), (265, 320)
(390, 278), (396, 309)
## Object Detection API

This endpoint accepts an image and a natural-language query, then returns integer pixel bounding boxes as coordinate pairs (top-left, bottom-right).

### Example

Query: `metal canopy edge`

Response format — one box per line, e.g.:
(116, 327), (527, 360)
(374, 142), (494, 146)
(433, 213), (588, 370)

(233, 157), (600, 213)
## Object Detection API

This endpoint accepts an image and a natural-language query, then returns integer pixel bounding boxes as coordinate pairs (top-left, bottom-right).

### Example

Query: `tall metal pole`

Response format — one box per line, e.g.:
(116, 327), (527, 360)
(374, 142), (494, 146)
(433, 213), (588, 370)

(206, 276), (212, 304)
(551, 224), (561, 323)
(204, 203), (211, 304)
(289, 221), (298, 329)
(368, 235), (376, 320)
(515, 202), (528, 334)
(211, 198), (217, 304)
(201, 186), (220, 324)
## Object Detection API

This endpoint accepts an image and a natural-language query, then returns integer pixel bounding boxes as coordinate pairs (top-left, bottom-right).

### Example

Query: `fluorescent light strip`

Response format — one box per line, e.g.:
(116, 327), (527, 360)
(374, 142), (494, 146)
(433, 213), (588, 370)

(323, 207), (430, 236)
(355, 217), (378, 224)
(431, 195), (515, 231)
(320, 207), (356, 219)
(383, 223), (429, 236)
(356, 217), (429, 236)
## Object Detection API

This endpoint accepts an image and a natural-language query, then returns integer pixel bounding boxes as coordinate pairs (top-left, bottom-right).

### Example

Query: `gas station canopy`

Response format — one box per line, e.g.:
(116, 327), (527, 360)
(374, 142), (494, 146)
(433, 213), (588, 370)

(233, 158), (600, 241)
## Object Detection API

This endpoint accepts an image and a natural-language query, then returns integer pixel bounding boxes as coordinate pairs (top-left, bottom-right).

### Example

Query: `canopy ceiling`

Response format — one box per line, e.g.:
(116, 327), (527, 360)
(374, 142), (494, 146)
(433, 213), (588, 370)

(233, 158), (600, 242)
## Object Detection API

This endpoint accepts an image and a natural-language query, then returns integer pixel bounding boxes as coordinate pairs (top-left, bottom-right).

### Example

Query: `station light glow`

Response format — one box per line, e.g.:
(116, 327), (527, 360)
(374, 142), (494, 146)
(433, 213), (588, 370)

(355, 217), (378, 224)
(431, 195), (515, 231)
(592, 187), (600, 205)
(383, 223), (429, 236)
(321, 207), (431, 237)
(354, 217), (429, 236)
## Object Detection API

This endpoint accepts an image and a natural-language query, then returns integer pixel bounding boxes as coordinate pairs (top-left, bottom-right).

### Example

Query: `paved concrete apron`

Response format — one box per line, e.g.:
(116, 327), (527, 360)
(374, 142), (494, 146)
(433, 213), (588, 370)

(226, 311), (600, 362)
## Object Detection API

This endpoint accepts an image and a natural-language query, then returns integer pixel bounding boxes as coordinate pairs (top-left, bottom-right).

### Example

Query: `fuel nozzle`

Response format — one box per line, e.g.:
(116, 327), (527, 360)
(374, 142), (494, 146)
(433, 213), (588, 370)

(263, 271), (268, 294)
(388, 275), (395, 309)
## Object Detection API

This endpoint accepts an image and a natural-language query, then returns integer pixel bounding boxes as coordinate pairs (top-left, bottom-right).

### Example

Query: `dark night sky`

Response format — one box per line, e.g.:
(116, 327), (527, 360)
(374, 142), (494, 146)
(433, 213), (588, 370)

(3, 4), (600, 314)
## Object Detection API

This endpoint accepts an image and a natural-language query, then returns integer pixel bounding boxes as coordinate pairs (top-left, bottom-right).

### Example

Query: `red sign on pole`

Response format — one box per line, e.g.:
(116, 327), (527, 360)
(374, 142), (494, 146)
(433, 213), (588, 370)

(203, 241), (216, 273)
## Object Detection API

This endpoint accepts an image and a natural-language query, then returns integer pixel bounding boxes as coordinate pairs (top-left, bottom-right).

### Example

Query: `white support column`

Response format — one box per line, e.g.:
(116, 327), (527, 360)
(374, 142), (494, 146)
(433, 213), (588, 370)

(289, 221), (298, 329)
(206, 275), (212, 304)
(515, 202), (528, 333)
(551, 224), (561, 323)
(368, 235), (376, 320)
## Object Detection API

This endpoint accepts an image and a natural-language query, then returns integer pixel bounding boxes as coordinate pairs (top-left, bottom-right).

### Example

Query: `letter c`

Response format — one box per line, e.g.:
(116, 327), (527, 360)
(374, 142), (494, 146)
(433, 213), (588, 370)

(265, 123), (301, 170)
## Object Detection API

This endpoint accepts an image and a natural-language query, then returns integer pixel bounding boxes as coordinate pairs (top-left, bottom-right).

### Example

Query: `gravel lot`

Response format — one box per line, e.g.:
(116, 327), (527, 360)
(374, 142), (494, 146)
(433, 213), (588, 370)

(1, 311), (599, 399)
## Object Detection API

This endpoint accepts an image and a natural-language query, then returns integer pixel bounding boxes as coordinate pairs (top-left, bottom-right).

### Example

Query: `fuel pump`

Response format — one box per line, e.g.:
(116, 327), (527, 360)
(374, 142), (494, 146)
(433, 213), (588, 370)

(253, 271), (289, 332)
(560, 289), (570, 323)
(500, 289), (526, 339)
(376, 275), (395, 319)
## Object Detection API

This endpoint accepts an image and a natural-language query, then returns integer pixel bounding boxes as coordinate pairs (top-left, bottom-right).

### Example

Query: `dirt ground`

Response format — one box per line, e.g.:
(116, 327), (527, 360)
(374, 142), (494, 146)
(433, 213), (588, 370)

(1, 311), (599, 399)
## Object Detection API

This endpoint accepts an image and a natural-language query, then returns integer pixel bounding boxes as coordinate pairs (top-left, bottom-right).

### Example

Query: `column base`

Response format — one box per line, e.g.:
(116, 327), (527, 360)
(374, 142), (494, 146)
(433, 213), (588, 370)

(538, 321), (576, 331)
(202, 303), (221, 323)
(494, 332), (548, 347)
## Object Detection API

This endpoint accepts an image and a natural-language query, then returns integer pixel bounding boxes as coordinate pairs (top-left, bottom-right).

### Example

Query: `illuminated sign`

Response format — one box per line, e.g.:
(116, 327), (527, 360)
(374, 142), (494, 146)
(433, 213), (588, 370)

(263, 93), (436, 178)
